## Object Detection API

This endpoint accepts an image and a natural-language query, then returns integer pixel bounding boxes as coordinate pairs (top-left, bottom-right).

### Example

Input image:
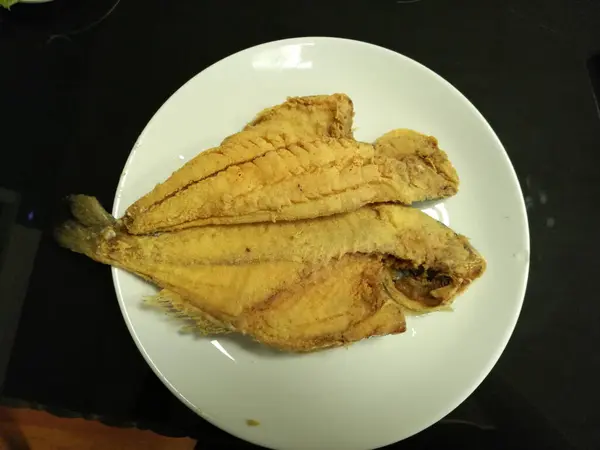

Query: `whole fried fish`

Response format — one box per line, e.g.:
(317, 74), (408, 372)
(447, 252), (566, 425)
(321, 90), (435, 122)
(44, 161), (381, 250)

(56, 196), (484, 351)
(124, 129), (459, 234)
(126, 94), (355, 220)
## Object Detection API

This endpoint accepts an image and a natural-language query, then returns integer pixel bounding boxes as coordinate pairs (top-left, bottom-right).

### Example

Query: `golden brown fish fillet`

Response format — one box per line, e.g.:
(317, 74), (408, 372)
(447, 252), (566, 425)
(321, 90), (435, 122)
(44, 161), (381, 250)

(125, 94), (354, 219)
(124, 130), (459, 234)
(57, 197), (484, 345)
(149, 256), (406, 352)
(235, 256), (406, 351)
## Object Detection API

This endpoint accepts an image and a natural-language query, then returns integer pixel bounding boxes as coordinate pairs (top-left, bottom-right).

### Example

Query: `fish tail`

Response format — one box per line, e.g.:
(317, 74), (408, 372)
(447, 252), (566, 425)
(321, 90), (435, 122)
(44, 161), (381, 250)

(54, 219), (99, 258)
(55, 195), (116, 260)
(68, 195), (116, 227)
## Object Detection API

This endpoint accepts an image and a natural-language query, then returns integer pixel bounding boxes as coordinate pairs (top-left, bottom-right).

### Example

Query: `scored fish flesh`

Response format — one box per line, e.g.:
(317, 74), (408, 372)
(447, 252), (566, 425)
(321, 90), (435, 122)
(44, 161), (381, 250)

(124, 130), (459, 234)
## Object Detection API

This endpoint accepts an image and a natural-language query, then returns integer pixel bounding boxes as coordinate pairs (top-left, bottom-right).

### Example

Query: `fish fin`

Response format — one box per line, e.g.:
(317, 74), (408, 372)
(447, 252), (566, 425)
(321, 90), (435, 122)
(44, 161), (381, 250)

(144, 289), (233, 335)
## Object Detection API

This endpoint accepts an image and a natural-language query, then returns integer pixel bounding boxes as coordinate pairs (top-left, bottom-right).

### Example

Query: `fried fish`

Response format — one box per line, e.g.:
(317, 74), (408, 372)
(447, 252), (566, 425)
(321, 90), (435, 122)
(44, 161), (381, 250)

(55, 95), (481, 352)
(125, 94), (355, 220)
(124, 129), (459, 234)
(56, 196), (484, 351)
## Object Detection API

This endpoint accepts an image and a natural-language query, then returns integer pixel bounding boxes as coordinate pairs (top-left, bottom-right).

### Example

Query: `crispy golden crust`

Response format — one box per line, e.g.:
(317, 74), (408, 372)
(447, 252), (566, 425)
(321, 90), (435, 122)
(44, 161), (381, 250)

(53, 94), (483, 352)
(94, 205), (481, 275)
(374, 128), (458, 192)
(147, 257), (406, 352)
(56, 197), (485, 335)
(124, 131), (459, 234)
(236, 256), (406, 352)
(125, 94), (354, 219)
(240, 93), (354, 141)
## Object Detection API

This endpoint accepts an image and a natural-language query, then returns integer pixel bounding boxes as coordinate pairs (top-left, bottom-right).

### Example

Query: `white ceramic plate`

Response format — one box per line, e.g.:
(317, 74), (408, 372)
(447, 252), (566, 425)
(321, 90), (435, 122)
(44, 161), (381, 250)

(112, 37), (529, 450)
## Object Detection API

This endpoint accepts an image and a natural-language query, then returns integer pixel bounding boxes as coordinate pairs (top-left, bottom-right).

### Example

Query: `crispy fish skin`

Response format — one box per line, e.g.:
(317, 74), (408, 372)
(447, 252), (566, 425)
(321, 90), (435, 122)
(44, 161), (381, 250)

(150, 257), (406, 352)
(95, 203), (481, 275)
(125, 130), (459, 234)
(125, 94), (355, 219)
(58, 197), (408, 351)
(126, 137), (375, 233)
(236, 93), (354, 142)
(57, 197), (484, 318)
(235, 256), (406, 352)
(374, 129), (458, 197)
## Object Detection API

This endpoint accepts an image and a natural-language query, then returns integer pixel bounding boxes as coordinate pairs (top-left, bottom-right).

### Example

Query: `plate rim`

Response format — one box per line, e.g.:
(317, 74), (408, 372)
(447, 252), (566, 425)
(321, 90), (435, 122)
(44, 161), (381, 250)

(111, 36), (530, 449)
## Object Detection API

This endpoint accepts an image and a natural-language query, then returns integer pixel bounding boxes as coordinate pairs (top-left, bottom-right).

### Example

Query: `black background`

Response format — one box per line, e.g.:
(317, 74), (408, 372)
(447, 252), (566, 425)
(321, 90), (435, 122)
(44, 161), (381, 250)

(1, 0), (599, 448)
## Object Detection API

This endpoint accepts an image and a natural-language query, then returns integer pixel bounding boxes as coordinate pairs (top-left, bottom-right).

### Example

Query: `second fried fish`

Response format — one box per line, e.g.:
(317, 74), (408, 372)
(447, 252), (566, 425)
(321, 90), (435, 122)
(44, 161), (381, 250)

(56, 196), (484, 351)
(125, 129), (459, 234)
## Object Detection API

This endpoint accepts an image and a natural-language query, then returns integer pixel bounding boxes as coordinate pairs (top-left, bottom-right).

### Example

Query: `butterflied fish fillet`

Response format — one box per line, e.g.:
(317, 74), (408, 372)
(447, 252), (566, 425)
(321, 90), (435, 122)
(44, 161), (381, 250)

(126, 94), (355, 219)
(56, 196), (484, 350)
(124, 129), (459, 234)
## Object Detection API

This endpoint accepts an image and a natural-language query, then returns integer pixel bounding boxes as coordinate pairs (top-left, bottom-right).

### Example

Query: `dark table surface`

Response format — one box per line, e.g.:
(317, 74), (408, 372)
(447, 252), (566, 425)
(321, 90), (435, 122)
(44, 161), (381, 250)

(1, 0), (599, 449)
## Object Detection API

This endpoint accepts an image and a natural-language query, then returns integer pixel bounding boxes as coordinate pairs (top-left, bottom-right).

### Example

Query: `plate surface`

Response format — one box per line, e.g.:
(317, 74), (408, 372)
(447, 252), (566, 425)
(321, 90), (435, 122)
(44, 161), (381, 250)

(112, 37), (529, 450)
